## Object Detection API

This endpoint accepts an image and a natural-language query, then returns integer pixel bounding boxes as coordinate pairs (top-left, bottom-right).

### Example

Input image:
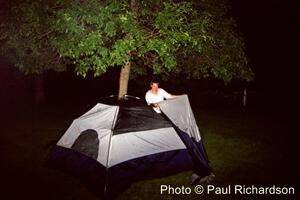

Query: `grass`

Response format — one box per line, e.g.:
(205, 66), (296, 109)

(1, 104), (297, 200)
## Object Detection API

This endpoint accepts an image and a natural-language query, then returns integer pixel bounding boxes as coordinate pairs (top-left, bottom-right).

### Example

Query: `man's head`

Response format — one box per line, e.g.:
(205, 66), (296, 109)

(150, 79), (159, 92)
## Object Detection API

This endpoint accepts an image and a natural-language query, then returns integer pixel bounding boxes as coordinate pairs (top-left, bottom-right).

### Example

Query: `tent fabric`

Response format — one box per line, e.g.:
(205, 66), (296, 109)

(108, 127), (186, 167)
(48, 95), (212, 199)
(159, 95), (201, 141)
(113, 106), (172, 135)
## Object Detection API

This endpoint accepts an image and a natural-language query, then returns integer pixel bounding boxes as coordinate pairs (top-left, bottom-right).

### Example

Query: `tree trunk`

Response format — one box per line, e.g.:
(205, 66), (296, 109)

(34, 74), (45, 106)
(117, 0), (139, 99)
(118, 62), (131, 99)
(243, 86), (247, 107)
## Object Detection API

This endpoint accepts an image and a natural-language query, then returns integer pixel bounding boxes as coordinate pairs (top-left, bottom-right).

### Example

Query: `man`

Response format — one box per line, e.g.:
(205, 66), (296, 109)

(145, 80), (215, 184)
(145, 80), (177, 113)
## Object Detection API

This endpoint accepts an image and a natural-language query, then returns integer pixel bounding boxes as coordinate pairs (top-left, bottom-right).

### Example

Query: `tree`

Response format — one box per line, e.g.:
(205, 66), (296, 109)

(0, 0), (254, 99)
(0, 0), (64, 104)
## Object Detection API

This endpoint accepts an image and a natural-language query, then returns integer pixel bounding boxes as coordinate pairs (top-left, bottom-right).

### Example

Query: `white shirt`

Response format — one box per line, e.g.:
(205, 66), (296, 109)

(145, 88), (171, 113)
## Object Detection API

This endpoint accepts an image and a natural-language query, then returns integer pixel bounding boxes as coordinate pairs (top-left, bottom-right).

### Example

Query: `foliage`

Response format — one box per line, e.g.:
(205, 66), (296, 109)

(0, 0), (254, 82)
(174, 0), (254, 82)
(0, 0), (64, 74)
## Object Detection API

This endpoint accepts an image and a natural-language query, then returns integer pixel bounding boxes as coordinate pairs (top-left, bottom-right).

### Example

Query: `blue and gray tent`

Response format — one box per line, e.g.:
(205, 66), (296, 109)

(48, 95), (212, 199)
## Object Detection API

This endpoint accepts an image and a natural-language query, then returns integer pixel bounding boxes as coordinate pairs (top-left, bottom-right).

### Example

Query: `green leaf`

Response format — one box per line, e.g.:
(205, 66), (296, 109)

(104, 21), (116, 37)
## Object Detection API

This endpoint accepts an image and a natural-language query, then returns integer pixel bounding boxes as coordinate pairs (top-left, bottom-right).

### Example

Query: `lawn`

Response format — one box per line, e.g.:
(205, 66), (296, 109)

(1, 103), (297, 200)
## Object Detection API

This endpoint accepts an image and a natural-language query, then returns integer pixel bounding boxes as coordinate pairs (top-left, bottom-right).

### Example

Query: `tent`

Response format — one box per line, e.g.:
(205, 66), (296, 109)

(48, 95), (212, 199)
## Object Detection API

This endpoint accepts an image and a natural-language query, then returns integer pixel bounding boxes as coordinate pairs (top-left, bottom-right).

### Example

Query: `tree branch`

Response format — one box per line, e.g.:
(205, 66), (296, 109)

(38, 30), (54, 40)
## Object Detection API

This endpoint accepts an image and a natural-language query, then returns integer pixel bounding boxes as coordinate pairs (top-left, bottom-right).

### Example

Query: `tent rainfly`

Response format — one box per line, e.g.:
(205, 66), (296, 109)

(48, 95), (212, 199)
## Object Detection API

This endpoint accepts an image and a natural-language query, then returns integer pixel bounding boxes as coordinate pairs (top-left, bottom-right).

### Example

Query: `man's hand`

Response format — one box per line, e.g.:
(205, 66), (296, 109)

(151, 103), (159, 108)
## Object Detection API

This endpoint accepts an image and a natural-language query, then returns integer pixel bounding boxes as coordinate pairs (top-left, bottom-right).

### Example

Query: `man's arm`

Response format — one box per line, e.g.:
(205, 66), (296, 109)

(168, 94), (177, 99)
(160, 88), (177, 100)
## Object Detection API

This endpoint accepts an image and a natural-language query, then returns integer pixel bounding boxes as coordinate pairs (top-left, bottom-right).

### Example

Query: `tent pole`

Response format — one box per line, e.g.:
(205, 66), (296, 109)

(104, 106), (119, 198)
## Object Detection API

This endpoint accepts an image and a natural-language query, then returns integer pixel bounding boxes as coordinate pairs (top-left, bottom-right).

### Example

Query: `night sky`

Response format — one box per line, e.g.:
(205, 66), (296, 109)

(229, 0), (299, 105)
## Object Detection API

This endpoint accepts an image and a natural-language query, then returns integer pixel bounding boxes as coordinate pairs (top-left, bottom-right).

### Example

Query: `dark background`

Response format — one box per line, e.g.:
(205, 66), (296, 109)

(229, 0), (298, 107)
